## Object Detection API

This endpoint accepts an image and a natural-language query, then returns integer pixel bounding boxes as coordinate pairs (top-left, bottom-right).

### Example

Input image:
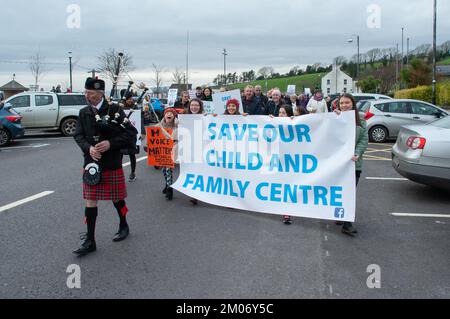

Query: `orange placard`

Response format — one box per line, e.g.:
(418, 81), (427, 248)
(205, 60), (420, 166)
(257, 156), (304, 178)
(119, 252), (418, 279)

(146, 127), (174, 168)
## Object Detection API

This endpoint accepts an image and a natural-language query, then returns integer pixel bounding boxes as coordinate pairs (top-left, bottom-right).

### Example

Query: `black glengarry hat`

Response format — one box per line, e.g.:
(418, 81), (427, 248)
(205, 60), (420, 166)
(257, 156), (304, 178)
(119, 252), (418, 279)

(85, 77), (105, 91)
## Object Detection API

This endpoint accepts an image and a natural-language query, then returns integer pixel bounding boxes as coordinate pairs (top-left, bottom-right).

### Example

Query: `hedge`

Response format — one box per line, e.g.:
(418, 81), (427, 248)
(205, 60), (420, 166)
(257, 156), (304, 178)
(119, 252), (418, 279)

(395, 82), (450, 108)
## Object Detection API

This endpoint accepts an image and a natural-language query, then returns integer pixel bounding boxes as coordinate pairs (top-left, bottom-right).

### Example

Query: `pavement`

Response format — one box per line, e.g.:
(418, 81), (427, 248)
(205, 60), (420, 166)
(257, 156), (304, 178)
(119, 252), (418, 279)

(0, 136), (449, 299)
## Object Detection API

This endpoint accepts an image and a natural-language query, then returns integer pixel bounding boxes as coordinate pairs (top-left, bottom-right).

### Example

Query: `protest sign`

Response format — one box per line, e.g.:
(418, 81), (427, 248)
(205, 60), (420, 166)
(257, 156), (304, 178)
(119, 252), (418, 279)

(203, 101), (215, 114)
(168, 89), (178, 107)
(212, 89), (243, 114)
(287, 85), (296, 96)
(146, 127), (174, 168)
(124, 109), (142, 146)
(173, 113), (356, 222)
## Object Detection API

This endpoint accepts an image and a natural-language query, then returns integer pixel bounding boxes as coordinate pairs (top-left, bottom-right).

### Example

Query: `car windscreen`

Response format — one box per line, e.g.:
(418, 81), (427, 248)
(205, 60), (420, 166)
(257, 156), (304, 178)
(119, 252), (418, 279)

(357, 101), (371, 112)
(430, 116), (450, 129)
(57, 95), (88, 106)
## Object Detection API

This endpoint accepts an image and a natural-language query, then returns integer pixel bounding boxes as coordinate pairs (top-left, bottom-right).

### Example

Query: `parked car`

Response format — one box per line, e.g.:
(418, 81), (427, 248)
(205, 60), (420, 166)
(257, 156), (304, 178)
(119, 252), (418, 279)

(358, 99), (448, 143)
(3, 92), (87, 136)
(332, 93), (392, 110)
(392, 116), (450, 190)
(0, 102), (25, 147)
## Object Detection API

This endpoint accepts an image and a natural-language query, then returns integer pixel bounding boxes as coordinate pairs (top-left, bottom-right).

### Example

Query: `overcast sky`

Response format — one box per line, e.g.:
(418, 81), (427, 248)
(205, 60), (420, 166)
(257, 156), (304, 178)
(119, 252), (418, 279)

(1, 0), (449, 91)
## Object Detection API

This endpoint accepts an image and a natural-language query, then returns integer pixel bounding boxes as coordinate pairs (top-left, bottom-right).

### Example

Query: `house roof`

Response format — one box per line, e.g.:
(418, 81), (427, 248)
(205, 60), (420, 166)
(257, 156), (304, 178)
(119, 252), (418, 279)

(437, 65), (450, 75)
(0, 80), (29, 91)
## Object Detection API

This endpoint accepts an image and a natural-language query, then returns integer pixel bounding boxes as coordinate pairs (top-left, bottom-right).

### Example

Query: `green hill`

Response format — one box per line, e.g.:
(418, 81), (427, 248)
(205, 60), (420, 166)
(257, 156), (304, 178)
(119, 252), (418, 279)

(225, 73), (326, 94)
(438, 57), (450, 65)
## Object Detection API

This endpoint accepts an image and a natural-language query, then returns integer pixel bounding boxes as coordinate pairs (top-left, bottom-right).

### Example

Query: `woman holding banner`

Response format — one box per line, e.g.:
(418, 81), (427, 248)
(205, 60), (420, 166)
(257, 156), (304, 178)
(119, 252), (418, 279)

(202, 87), (213, 102)
(334, 93), (368, 236)
(186, 98), (205, 205)
(157, 108), (179, 201)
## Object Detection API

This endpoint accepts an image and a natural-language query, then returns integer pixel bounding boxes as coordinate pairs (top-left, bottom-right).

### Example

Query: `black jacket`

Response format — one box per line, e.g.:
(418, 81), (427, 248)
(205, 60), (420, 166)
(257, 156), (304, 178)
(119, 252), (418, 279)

(74, 99), (135, 170)
(266, 100), (283, 116)
(254, 94), (269, 108)
(242, 96), (265, 115)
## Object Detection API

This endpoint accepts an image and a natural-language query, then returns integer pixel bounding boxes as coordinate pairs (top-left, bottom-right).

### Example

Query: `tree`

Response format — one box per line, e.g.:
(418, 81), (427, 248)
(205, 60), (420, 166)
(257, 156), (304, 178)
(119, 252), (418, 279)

(401, 58), (432, 88)
(152, 63), (165, 97)
(257, 66), (274, 79)
(288, 66), (300, 76)
(412, 44), (432, 57)
(356, 76), (381, 93)
(172, 68), (184, 85)
(97, 49), (134, 85)
(366, 48), (382, 66)
(29, 51), (46, 88)
(333, 56), (347, 65)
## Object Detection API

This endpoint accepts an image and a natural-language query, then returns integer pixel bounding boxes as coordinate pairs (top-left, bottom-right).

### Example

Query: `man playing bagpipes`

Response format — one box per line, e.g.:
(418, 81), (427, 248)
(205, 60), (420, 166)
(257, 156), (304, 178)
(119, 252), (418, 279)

(73, 77), (136, 256)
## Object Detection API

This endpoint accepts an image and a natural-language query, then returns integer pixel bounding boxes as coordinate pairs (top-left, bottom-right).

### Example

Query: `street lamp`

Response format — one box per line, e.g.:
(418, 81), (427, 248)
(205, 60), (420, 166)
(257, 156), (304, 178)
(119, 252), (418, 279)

(68, 51), (73, 92)
(348, 35), (360, 79)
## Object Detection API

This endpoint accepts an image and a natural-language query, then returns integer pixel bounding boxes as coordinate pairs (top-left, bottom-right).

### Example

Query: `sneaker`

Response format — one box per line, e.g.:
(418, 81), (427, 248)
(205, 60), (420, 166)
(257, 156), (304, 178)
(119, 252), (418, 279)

(128, 173), (136, 182)
(190, 198), (198, 205)
(335, 221), (344, 226)
(283, 215), (292, 225)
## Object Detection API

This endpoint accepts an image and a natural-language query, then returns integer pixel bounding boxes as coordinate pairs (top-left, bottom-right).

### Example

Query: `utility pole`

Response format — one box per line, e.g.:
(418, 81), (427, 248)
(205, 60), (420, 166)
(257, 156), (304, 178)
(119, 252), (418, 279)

(88, 69), (100, 78)
(401, 27), (404, 66)
(68, 52), (73, 91)
(407, 37), (410, 65)
(222, 48), (228, 86)
(432, 0), (437, 105)
(396, 43), (399, 90)
(186, 30), (189, 92)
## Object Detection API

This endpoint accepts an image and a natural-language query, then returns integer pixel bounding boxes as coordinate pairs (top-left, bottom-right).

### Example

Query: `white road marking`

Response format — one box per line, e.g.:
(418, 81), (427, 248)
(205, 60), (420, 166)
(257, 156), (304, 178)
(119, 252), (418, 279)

(1, 143), (50, 150)
(0, 191), (54, 213)
(324, 235), (328, 241)
(329, 284), (333, 295)
(366, 177), (408, 181)
(122, 156), (147, 167)
(19, 137), (71, 142)
(326, 251), (330, 257)
(391, 213), (450, 218)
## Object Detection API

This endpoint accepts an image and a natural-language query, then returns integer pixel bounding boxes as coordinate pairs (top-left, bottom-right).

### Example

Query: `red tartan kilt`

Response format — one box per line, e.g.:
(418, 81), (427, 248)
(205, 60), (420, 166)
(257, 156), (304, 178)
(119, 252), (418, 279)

(83, 168), (127, 201)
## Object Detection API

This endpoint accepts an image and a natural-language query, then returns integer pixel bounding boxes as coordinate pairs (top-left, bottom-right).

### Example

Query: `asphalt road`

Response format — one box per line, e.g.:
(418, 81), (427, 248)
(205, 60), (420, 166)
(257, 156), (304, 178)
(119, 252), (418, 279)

(0, 137), (449, 299)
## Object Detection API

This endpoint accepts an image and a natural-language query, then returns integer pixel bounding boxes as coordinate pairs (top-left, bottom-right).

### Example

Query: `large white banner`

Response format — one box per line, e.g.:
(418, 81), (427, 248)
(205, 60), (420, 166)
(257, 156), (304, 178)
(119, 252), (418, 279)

(172, 112), (357, 222)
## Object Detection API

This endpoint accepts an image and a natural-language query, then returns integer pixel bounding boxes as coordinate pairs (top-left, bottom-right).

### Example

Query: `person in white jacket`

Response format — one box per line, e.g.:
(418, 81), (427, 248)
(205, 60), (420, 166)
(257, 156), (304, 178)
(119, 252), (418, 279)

(306, 90), (329, 113)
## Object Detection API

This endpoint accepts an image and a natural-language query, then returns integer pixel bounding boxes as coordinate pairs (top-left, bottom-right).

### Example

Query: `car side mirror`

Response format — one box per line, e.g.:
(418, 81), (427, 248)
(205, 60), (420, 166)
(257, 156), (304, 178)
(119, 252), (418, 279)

(4, 102), (12, 110)
(434, 111), (443, 118)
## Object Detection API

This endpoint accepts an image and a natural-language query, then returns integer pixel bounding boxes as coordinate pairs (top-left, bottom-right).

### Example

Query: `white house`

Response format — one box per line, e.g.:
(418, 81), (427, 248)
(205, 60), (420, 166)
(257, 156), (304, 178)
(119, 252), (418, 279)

(321, 64), (360, 96)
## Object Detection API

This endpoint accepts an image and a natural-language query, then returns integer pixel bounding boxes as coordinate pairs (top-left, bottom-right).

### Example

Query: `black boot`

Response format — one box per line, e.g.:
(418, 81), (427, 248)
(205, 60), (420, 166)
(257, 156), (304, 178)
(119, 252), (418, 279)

(73, 207), (97, 256)
(113, 201), (130, 242)
(113, 224), (130, 242)
(342, 222), (358, 236)
(162, 186), (168, 194)
(73, 233), (97, 256)
(165, 188), (173, 200)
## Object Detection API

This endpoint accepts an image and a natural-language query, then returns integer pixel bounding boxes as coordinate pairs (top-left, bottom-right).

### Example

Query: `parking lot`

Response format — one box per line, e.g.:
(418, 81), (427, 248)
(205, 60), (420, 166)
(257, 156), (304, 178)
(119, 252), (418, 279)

(0, 135), (449, 299)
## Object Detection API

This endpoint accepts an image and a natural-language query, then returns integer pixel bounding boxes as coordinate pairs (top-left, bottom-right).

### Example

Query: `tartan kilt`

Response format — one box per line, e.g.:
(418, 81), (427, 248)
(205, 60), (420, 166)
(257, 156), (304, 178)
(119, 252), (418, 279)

(83, 168), (127, 201)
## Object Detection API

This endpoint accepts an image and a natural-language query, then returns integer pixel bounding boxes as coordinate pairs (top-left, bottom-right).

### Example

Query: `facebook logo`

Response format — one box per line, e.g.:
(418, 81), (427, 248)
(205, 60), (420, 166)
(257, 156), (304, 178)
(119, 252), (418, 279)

(335, 208), (345, 219)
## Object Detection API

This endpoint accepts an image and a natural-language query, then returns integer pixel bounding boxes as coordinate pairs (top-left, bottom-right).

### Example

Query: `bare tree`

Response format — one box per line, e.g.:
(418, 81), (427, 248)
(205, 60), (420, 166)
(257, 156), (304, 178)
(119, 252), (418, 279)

(412, 44), (432, 56)
(172, 67), (184, 85)
(97, 48), (134, 84)
(438, 40), (450, 54)
(257, 66), (274, 79)
(333, 56), (348, 65)
(152, 63), (165, 97)
(366, 48), (382, 65)
(29, 51), (46, 89)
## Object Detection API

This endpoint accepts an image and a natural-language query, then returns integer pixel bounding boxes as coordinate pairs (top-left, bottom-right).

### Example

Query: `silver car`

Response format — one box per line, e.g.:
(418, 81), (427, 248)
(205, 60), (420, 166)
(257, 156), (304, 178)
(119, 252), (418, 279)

(359, 99), (449, 142)
(392, 116), (450, 190)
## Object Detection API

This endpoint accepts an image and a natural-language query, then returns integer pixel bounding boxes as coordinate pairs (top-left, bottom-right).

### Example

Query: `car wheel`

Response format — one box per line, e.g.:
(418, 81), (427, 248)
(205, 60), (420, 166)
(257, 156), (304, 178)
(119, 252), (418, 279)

(369, 126), (388, 143)
(61, 118), (78, 137)
(0, 128), (11, 147)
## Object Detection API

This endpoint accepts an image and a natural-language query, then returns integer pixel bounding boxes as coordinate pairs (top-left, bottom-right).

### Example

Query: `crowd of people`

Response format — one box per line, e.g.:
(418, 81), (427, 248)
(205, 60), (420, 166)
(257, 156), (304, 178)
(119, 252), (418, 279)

(150, 86), (368, 234)
(72, 78), (368, 257)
